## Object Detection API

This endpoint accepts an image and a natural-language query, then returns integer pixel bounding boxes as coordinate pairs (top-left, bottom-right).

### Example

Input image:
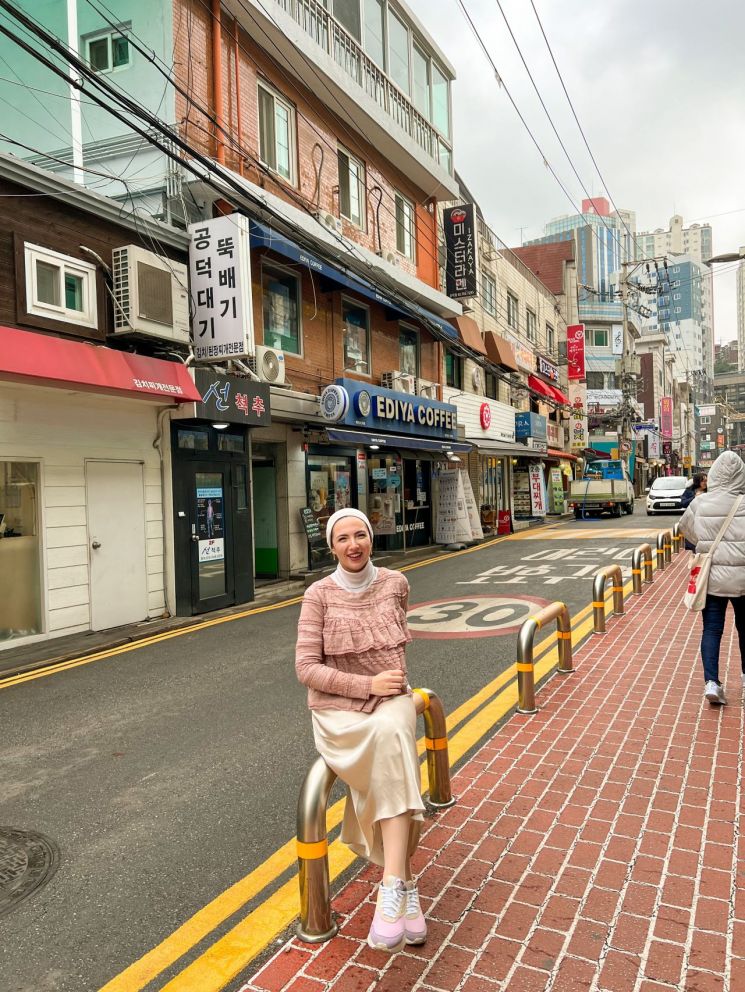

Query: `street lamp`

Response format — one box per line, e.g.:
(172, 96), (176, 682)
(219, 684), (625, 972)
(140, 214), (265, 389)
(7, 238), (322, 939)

(705, 246), (745, 264)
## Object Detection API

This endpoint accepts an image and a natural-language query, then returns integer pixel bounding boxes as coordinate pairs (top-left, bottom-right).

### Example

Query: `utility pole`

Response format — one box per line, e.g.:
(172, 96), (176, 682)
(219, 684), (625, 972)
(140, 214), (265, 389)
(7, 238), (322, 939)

(618, 260), (635, 459)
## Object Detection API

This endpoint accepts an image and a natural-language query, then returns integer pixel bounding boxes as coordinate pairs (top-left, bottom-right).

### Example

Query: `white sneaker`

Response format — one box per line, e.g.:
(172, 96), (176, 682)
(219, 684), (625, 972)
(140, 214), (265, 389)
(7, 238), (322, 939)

(705, 680), (727, 706)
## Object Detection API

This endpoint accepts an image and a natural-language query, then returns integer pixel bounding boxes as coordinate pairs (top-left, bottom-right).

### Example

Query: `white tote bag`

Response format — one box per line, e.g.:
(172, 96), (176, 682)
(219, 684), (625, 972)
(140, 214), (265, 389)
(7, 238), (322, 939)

(684, 495), (743, 611)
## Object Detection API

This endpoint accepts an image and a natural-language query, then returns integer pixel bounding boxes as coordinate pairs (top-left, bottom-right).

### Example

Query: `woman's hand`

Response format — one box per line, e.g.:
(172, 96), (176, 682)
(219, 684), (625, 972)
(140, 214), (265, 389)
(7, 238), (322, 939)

(370, 669), (406, 696)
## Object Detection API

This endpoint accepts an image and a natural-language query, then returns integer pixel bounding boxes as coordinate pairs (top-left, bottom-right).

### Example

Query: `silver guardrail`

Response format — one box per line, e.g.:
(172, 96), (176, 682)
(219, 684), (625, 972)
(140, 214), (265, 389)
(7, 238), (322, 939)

(592, 564), (624, 633)
(516, 602), (573, 715)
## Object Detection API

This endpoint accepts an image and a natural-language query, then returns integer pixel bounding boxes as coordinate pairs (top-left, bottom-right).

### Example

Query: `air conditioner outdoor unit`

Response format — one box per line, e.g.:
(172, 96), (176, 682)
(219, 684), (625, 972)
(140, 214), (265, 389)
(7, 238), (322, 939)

(384, 251), (401, 267)
(381, 371), (415, 393)
(417, 379), (438, 399)
(112, 245), (189, 344)
(252, 345), (286, 385)
(319, 212), (343, 235)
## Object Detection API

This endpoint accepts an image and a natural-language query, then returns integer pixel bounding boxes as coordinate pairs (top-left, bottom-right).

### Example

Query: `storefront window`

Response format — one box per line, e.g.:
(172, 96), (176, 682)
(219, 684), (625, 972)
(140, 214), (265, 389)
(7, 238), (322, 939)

(306, 453), (355, 568)
(342, 301), (370, 374)
(0, 461), (42, 641)
(262, 265), (301, 354)
(480, 457), (502, 534)
(368, 452), (404, 552)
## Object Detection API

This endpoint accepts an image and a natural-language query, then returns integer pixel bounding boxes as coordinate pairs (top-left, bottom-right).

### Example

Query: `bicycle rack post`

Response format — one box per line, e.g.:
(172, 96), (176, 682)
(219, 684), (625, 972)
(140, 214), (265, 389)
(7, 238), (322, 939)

(516, 602), (573, 715)
(592, 564), (624, 633)
(655, 532), (667, 572)
(631, 543), (653, 593)
(296, 688), (456, 942)
(412, 688), (456, 809)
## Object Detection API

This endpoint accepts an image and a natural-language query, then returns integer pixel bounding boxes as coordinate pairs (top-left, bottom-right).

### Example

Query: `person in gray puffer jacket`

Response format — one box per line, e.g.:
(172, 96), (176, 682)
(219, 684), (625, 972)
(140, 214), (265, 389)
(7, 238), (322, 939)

(679, 450), (745, 706)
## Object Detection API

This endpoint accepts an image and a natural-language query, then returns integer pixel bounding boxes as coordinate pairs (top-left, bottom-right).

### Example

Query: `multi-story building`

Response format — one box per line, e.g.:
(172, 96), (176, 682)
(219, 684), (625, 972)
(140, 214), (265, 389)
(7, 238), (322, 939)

(713, 370), (745, 454)
(737, 261), (745, 371)
(635, 215), (713, 263)
(695, 402), (730, 470)
(715, 339), (739, 372)
(1, 0), (504, 640)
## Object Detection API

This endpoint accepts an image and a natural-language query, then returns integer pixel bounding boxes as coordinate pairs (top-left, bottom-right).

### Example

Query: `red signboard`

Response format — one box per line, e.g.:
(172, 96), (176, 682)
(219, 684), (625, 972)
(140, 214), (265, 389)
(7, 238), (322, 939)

(497, 510), (512, 535)
(566, 324), (585, 380)
(660, 396), (673, 439)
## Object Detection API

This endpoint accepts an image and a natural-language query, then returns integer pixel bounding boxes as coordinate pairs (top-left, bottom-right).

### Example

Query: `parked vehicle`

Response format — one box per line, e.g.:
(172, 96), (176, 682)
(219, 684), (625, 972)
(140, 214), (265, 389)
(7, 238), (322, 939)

(645, 476), (688, 515)
(569, 459), (635, 519)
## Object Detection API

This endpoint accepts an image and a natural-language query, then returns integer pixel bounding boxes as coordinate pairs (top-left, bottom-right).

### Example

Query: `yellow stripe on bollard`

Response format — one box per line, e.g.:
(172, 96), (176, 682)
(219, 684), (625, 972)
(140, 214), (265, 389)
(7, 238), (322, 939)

(557, 631), (572, 640)
(592, 601), (605, 608)
(412, 688), (431, 711)
(424, 736), (448, 751)
(516, 663), (534, 672)
(631, 569), (642, 575)
(296, 839), (328, 860)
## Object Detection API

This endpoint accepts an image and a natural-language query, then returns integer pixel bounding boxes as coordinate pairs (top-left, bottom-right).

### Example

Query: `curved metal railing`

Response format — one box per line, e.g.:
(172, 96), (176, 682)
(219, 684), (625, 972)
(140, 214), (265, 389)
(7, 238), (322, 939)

(516, 602), (573, 714)
(592, 564), (624, 633)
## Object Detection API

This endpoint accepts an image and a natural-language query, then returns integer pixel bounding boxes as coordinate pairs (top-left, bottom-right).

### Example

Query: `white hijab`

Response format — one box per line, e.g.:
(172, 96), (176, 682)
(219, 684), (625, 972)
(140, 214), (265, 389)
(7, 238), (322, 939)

(326, 509), (378, 594)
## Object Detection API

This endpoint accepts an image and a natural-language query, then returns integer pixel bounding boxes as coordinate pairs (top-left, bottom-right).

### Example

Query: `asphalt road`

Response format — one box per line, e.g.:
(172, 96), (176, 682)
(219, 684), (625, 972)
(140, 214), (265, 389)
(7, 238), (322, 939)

(0, 503), (680, 992)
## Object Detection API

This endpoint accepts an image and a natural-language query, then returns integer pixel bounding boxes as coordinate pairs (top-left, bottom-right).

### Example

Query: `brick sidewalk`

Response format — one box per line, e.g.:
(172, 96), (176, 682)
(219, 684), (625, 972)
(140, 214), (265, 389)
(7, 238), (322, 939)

(244, 553), (744, 992)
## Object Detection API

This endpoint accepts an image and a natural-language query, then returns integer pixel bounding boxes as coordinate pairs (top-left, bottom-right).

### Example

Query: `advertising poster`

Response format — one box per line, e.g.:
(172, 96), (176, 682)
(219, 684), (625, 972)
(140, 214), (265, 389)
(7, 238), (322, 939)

(528, 464), (547, 517)
(196, 484), (225, 563)
(369, 492), (396, 535)
(334, 471), (350, 510)
(309, 471), (329, 513)
(566, 324), (585, 380)
(435, 469), (473, 544)
(461, 471), (484, 541)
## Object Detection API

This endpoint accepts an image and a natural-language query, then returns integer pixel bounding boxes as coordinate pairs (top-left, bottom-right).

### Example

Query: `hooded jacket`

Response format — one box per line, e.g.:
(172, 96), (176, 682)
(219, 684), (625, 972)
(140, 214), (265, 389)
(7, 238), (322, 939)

(679, 451), (745, 596)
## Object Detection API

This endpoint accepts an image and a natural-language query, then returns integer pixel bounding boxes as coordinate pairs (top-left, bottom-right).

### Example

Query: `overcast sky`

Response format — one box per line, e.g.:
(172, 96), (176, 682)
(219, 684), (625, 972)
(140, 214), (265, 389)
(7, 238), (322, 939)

(409, 0), (745, 341)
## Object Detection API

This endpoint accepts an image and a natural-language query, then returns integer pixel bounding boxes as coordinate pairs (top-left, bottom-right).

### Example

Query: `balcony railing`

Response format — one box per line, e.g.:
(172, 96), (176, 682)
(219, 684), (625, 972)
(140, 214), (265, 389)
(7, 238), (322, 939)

(274, 0), (450, 171)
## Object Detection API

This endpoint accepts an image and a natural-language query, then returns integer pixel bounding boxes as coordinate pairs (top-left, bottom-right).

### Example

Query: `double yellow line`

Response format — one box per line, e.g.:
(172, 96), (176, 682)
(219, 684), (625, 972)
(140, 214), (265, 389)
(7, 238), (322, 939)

(99, 576), (632, 992)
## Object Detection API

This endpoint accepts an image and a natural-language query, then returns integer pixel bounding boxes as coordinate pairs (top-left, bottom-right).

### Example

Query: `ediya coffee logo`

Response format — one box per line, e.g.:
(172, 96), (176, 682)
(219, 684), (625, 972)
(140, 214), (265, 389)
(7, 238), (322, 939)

(450, 208), (467, 224)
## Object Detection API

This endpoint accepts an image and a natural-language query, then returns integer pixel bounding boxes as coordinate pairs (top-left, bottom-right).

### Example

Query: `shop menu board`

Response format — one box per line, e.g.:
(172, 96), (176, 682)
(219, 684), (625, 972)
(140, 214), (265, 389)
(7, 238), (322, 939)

(435, 468), (474, 544)
(513, 464), (547, 518)
(196, 485), (225, 562)
(548, 467), (565, 514)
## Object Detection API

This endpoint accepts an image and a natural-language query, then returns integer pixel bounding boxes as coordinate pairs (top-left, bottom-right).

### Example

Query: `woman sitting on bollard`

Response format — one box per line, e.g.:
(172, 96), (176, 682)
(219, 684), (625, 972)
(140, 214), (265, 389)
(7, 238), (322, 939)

(295, 508), (427, 953)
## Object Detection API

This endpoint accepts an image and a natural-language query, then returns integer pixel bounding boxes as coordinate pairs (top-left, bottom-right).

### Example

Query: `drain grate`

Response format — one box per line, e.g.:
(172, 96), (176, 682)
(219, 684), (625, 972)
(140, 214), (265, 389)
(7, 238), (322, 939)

(0, 827), (59, 918)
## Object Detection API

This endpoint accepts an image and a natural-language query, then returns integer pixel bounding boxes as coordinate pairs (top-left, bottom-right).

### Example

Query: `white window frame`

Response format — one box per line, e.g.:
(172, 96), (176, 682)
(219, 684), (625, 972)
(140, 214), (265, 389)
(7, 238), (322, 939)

(24, 243), (98, 329)
(482, 271), (497, 317)
(506, 291), (519, 330)
(546, 322), (555, 355)
(341, 297), (371, 375)
(526, 308), (536, 343)
(338, 145), (367, 230)
(85, 27), (132, 74)
(257, 80), (297, 185)
(395, 191), (416, 261)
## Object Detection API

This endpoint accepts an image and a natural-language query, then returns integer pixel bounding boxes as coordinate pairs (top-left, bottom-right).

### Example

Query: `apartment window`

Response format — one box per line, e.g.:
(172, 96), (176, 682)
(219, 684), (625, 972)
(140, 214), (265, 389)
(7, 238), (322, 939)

(431, 61), (450, 137)
(87, 30), (130, 73)
(24, 243), (97, 328)
(342, 300), (370, 373)
(546, 323), (555, 355)
(485, 372), (497, 400)
(586, 372), (604, 389)
(399, 324), (419, 377)
(395, 192), (415, 260)
(258, 83), (295, 183)
(388, 9), (410, 95)
(262, 264), (301, 355)
(592, 328), (608, 348)
(506, 292), (518, 330)
(338, 146), (366, 229)
(445, 349), (463, 389)
(526, 308), (536, 343)
(363, 0), (385, 68)
(333, 0), (361, 40)
(482, 271), (497, 317)
(412, 41), (430, 118)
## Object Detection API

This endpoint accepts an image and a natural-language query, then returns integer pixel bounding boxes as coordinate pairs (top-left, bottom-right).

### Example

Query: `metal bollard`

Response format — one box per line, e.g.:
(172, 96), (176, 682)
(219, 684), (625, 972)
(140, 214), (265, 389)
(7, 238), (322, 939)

(296, 757), (339, 943)
(592, 564), (624, 633)
(412, 688), (456, 809)
(672, 523), (683, 553)
(663, 529), (673, 563)
(655, 532), (667, 572)
(631, 543), (654, 594)
(296, 687), (455, 942)
(516, 601), (573, 715)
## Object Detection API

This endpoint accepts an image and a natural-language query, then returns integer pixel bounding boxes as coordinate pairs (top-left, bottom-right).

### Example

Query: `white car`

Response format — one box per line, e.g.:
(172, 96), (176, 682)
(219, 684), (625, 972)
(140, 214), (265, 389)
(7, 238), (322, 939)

(646, 476), (689, 515)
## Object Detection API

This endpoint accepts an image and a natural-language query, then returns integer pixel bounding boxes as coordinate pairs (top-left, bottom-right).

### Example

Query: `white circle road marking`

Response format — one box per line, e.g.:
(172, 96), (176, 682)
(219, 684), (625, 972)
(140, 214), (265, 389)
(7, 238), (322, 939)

(407, 595), (552, 639)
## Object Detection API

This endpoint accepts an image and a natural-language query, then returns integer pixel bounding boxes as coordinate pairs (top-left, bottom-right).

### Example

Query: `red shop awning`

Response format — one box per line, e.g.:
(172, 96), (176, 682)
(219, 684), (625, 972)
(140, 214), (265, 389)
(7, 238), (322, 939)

(0, 325), (202, 403)
(547, 448), (578, 461)
(527, 374), (568, 405)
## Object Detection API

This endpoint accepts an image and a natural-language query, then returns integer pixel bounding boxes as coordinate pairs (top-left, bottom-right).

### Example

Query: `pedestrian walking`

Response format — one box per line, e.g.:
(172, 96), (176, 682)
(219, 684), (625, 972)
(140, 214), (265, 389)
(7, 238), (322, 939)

(680, 473), (707, 551)
(679, 451), (745, 705)
(295, 508), (427, 953)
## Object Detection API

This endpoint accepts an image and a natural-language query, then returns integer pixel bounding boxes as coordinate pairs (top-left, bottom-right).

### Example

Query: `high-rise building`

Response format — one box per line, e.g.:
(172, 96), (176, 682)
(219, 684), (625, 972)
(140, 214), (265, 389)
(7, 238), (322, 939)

(635, 215), (713, 263)
(737, 261), (745, 371)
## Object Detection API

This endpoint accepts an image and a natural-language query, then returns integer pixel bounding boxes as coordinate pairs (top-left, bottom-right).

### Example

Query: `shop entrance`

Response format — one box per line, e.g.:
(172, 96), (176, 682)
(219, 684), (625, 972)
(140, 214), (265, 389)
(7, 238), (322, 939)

(402, 458), (432, 548)
(252, 449), (278, 580)
(172, 425), (253, 615)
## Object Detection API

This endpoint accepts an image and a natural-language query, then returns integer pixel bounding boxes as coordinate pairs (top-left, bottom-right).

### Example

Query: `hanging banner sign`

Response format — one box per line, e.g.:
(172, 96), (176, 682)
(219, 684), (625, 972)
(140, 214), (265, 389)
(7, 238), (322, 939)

(660, 396), (673, 439)
(612, 324), (623, 356)
(566, 324), (585, 380)
(444, 203), (478, 300)
(528, 464), (547, 517)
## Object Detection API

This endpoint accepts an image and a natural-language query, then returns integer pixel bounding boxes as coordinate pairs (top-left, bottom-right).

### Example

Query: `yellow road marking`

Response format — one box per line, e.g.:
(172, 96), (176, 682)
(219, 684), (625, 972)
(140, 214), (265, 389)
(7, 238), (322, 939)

(98, 577), (635, 992)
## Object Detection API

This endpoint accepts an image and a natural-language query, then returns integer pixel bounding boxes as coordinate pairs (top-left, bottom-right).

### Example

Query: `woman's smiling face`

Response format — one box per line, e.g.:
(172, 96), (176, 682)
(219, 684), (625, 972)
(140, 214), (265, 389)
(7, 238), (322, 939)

(330, 517), (372, 572)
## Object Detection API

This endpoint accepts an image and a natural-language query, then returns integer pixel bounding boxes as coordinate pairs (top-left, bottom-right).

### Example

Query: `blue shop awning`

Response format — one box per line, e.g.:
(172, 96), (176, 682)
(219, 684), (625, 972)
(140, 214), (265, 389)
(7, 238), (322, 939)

(249, 220), (458, 342)
(326, 427), (471, 454)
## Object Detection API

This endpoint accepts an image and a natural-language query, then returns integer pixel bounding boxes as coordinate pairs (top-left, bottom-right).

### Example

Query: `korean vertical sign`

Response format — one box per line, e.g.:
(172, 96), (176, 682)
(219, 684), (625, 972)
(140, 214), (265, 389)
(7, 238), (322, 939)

(444, 203), (478, 300)
(188, 213), (253, 362)
(566, 324), (585, 380)
(660, 396), (673, 439)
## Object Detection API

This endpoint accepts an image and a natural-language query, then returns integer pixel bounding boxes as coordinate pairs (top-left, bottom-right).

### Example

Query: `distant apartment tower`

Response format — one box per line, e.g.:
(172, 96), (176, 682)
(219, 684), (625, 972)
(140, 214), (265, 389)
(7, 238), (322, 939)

(525, 196), (636, 301)
(635, 215), (713, 263)
(738, 261), (745, 371)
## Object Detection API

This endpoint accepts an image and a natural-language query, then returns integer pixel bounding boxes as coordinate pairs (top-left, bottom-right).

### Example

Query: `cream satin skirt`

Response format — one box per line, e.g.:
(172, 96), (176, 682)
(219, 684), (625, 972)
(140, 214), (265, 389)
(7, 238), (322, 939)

(311, 694), (425, 867)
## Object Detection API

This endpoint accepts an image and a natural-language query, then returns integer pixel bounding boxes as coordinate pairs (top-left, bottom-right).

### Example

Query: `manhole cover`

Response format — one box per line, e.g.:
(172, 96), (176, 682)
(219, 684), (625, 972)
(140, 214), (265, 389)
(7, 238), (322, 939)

(0, 828), (59, 918)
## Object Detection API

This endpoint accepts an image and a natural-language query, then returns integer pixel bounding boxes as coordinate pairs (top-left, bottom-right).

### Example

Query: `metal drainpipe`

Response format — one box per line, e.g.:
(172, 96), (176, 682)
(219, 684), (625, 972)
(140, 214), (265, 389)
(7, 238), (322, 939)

(212, 0), (225, 165)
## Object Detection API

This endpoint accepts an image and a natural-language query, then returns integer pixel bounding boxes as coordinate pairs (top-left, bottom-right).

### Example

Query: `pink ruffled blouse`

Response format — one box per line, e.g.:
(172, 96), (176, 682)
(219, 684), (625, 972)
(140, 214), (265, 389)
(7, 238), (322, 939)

(295, 568), (412, 712)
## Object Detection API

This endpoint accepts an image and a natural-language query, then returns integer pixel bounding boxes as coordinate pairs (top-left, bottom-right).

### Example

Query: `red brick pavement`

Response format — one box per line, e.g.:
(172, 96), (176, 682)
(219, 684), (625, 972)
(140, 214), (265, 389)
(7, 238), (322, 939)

(243, 554), (744, 992)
